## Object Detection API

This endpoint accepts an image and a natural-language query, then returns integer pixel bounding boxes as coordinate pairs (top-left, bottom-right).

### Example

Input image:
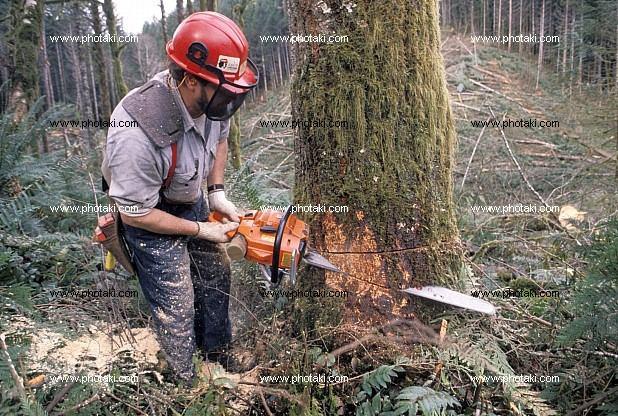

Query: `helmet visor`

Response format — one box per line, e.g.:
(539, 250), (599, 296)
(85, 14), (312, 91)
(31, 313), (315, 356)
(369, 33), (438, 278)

(204, 83), (249, 121)
(202, 58), (258, 121)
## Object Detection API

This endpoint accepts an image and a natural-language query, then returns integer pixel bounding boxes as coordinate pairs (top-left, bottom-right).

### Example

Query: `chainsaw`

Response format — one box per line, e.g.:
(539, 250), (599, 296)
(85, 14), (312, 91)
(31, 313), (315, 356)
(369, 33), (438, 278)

(209, 206), (497, 315)
(208, 205), (340, 285)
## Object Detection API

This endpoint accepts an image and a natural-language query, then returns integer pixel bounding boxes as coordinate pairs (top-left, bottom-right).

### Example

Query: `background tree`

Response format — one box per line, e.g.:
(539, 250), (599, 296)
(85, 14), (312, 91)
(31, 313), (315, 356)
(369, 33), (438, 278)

(176, 0), (184, 23)
(6, 0), (43, 122)
(289, 0), (463, 324)
(90, 0), (111, 123)
(227, 0), (251, 170)
(159, 0), (169, 44)
(103, 0), (128, 101)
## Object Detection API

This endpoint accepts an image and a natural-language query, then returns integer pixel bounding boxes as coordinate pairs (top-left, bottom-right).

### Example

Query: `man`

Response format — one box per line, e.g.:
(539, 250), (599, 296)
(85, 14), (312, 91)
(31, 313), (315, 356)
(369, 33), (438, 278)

(101, 12), (259, 384)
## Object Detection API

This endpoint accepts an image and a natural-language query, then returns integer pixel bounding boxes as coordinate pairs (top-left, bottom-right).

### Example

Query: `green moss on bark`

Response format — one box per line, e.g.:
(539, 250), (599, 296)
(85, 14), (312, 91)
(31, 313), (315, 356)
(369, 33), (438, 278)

(289, 0), (462, 325)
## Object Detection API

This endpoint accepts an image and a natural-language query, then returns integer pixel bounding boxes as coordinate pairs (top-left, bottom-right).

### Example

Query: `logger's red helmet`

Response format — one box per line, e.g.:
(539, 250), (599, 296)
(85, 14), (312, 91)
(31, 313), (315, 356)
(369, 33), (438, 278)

(166, 12), (259, 120)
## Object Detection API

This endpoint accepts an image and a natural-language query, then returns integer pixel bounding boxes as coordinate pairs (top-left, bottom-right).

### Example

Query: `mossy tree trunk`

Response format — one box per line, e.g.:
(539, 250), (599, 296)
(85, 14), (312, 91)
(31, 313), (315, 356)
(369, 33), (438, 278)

(227, 0), (251, 170)
(289, 0), (462, 326)
(7, 0), (43, 123)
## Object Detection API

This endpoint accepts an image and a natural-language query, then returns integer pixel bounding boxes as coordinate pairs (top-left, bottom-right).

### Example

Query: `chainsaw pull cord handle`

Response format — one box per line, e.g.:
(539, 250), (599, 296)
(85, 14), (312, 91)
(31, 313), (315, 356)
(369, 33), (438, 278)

(271, 205), (294, 286)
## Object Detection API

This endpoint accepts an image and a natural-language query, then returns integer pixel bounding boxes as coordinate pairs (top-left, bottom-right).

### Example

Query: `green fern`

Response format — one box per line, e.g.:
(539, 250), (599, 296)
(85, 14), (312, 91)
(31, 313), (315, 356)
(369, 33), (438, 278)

(556, 220), (618, 348)
(388, 386), (460, 416)
(354, 359), (460, 416)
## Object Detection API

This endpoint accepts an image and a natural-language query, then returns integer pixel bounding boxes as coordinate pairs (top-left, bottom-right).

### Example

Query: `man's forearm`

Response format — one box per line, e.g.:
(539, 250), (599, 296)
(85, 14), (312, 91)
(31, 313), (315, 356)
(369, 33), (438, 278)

(121, 208), (199, 236)
(207, 139), (228, 185)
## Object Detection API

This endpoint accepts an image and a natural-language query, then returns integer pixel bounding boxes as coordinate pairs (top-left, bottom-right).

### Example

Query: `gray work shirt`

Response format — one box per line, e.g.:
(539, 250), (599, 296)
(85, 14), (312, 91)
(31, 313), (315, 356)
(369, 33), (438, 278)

(101, 70), (230, 216)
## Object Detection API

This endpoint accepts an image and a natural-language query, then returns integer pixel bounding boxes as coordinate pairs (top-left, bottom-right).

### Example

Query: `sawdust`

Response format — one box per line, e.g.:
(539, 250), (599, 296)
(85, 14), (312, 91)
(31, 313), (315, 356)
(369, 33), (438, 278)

(28, 325), (160, 376)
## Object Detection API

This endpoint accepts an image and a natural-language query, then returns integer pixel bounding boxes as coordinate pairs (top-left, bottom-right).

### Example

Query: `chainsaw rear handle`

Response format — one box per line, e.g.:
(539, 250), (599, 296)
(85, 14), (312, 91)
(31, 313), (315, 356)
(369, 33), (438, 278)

(208, 211), (239, 238)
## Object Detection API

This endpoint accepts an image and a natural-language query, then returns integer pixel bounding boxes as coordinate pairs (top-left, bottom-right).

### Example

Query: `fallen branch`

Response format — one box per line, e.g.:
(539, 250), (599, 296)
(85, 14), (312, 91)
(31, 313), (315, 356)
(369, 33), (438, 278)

(45, 382), (75, 413)
(472, 65), (511, 83)
(461, 116), (490, 189)
(236, 381), (306, 407)
(451, 100), (491, 115)
(470, 79), (533, 114)
(565, 386), (618, 416)
(56, 393), (101, 416)
(259, 390), (275, 416)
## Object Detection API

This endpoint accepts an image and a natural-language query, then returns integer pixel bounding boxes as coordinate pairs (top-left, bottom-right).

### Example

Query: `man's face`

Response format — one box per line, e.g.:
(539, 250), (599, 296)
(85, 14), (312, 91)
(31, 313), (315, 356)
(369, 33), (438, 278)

(182, 74), (216, 118)
(182, 73), (248, 121)
(197, 77), (216, 112)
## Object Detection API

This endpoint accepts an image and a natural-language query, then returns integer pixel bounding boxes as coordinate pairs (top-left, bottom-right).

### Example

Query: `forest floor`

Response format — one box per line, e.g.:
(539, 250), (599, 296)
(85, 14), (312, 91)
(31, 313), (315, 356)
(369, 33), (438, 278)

(2, 32), (616, 415)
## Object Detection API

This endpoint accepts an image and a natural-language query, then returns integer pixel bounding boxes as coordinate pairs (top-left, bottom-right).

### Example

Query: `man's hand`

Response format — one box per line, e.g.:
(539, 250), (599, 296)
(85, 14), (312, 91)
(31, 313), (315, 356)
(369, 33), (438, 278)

(194, 221), (239, 243)
(208, 191), (242, 222)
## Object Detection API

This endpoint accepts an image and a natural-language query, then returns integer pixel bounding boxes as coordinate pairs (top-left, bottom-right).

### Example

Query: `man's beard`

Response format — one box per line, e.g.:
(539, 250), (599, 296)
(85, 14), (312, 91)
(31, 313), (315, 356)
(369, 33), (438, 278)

(197, 86), (211, 116)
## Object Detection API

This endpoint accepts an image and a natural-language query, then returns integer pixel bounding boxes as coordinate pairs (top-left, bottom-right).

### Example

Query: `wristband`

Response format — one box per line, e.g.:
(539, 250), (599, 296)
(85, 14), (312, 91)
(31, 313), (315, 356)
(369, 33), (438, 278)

(193, 221), (201, 237)
(207, 184), (224, 193)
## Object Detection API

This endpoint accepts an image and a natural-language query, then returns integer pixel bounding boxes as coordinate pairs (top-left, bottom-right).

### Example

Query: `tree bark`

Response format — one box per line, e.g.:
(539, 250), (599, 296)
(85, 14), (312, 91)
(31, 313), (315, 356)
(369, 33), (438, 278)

(7, 0), (43, 121)
(562, 0), (569, 73)
(470, 0), (475, 35)
(535, 0), (545, 89)
(199, 0), (207, 11)
(615, 11), (618, 90)
(176, 0), (184, 24)
(186, 0), (194, 15)
(483, 0), (487, 36)
(206, 0), (216, 11)
(55, 43), (67, 102)
(507, 0), (512, 51)
(493, 0), (497, 33)
(87, 47), (99, 129)
(39, 1), (54, 110)
(569, 12), (575, 94)
(160, 0), (169, 45)
(68, 20), (83, 113)
(289, 0), (462, 325)
(90, 0), (111, 122)
(103, 0), (128, 103)
(226, 0), (250, 170)
(498, 0), (502, 37)
(38, 0), (51, 152)
(260, 43), (268, 94)
(518, 0), (523, 54)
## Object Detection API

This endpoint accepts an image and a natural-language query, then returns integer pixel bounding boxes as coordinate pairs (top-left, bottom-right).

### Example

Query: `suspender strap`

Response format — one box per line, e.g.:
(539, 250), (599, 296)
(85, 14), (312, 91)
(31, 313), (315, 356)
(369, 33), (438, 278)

(162, 142), (177, 189)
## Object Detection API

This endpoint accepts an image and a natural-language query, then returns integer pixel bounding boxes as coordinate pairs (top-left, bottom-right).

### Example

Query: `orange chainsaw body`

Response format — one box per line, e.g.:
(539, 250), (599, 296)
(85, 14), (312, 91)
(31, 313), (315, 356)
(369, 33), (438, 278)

(208, 210), (309, 269)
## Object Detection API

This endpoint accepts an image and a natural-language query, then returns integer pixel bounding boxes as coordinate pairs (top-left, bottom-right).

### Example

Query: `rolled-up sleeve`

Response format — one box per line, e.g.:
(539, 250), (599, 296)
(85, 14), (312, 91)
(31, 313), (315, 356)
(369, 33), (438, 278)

(106, 107), (163, 217)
